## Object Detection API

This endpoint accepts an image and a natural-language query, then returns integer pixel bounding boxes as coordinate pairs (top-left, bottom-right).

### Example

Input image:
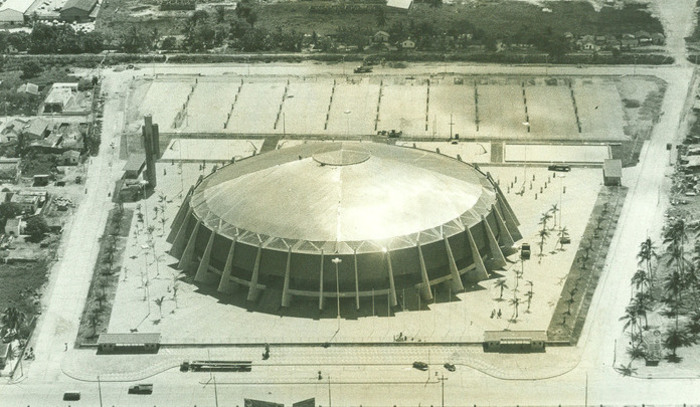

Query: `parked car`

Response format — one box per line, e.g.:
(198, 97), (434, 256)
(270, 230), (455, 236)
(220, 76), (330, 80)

(128, 384), (153, 395)
(63, 391), (81, 401)
(521, 243), (531, 260)
(443, 363), (456, 372)
(548, 164), (571, 172)
(412, 361), (429, 371)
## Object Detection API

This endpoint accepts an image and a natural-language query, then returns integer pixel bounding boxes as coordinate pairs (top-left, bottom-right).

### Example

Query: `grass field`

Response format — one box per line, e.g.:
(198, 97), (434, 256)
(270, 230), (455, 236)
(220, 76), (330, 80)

(429, 82), (477, 138)
(378, 81), (426, 134)
(526, 86), (579, 137)
(280, 80), (334, 134)
(138, 80), (195, 132)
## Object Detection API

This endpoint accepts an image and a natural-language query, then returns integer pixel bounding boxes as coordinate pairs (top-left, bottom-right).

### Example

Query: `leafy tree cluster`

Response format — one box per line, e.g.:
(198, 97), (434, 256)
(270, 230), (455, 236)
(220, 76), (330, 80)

(28, 23), (104, 54)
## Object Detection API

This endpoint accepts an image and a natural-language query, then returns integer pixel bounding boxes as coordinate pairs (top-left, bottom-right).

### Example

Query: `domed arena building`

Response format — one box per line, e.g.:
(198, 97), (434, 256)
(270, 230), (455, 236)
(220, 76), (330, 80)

(167, 142), (522, 314)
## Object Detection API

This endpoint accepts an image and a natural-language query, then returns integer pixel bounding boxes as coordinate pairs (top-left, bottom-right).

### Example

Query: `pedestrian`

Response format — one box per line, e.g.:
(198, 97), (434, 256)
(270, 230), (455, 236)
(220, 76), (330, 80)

(64, 342), (68, 351)
(490, 309), (495, 319)
(497, 309), (502, 319)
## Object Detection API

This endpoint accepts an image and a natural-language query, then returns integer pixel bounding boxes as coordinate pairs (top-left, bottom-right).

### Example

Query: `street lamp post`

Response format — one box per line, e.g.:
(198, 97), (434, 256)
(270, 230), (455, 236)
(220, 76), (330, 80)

(344, 110), (351, 137)
(332, 257), (342, 332)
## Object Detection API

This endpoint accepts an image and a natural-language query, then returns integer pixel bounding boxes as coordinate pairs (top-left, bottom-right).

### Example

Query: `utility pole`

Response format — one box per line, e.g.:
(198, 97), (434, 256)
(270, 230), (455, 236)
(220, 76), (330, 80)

(97, 375), (103, 407)
(448, 113), (454, 140)
(584, 372), (588, 407)
(438, 373), (447, 407)
(214, 374), (219, 407)
(328, 374), (332, 407)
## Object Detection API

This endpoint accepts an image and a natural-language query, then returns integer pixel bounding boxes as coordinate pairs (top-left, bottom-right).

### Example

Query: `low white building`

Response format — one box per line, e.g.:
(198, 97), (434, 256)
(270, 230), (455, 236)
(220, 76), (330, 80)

(0, 0), (40, 24)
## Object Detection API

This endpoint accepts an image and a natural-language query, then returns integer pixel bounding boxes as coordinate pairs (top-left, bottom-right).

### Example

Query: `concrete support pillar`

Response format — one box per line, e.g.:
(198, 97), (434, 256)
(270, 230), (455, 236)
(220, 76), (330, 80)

(194, 228), (216, 282)
(443, 236), (464, 292)
(498, 198), (523, 241)
(178, 220), (200, 272)
(482, 216), (507, 268)
(416, 244), (434, 301)
(385, 251), (398, 307)
(319, 250), (325, 311)
(492, 204), (516, 247)
(281, 248), (292, 307)
(465, 226), (489, 281)
(170, 208), (193, 258)
(217, 239), (237, 293)
(353, 250), (360, 310)
(247, 244), (263, 302)
(167, 192), (192, 243)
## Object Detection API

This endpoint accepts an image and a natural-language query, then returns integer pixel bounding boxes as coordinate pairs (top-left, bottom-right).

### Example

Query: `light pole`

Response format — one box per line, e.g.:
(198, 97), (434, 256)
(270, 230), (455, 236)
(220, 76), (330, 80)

(169, 139), (184, 198)
(559, 174), (566, 231)
(344, 110), (351, 137)
(332, 257), (342, 332)
(438, 373), (447, 407)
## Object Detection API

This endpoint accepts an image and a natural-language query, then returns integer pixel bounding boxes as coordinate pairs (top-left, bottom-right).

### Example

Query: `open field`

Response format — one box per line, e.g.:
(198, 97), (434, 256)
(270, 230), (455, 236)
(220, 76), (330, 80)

(103, 148), (604, 344)
(128, 74), (651, 144)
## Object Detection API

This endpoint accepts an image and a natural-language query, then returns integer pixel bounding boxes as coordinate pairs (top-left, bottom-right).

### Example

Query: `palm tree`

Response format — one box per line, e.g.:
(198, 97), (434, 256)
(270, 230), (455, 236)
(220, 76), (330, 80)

(619, 305), (640, 338)
(664, 326), (692, 361)
(509, 297), (521, 320)
(493, 279), (508, 300)
(524, 290), (534, 312)
(616, 362), (637, 377)
(539, 211), (553, 230)
(664, 219), (688, 283)
(557, 226), (569, 250)
(549, 203), (559, 230)
(631, 269), (649, 297)
(630, 293), (652, 330)
(87, 308), (102, 338)
(538, 228), (550, 256)
(638, 238), (658, 289)
(94, 290), (108, 312)
(664, 271), (683, 330)
(1, 307), (25, 341)
(154, 296), (165, 319)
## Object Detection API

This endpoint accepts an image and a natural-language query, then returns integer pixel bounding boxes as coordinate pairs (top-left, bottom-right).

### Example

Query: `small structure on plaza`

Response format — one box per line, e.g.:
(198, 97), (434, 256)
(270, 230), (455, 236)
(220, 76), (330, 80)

(97, 333), (161, 354)
(603, 159), (622, 186)
(168, 142), (522, 315)
(483, 330), (547, 353)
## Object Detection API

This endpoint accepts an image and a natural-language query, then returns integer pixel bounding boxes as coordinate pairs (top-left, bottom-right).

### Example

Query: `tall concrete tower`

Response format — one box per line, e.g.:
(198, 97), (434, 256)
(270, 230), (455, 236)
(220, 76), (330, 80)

(142, 115), (159, 189)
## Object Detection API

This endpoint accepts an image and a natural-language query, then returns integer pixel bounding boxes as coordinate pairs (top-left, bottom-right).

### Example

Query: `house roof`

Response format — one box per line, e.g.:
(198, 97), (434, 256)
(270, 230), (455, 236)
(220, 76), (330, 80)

(484, 330), (547, 341)
(0, 0), (39, 13)
(26, 118), (50, 136)
(61, 0), (97, 12)
(603, 159), (622, 177)
(44, 86), (74, 106)
(386, 0), (412, 9)
(97, 333), (161, 345)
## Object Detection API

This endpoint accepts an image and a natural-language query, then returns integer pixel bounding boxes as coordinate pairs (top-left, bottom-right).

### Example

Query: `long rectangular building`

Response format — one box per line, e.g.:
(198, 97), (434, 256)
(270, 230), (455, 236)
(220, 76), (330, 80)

(0, 0), (40, 24)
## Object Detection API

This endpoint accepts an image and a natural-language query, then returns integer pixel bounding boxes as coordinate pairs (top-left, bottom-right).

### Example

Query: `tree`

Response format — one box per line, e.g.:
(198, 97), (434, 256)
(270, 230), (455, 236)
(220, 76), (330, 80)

(509, 297), (521, 320)
(0, 202), (21, 230)
(1, 307), (25, 341)
(25, 216), (49, 242)
(493, 279), (508, 300)
(557, 226), (569, 250)
(524, 290), (534, 312)
(94, 290), (107, 311)
(87, 308), (102, 337)
(539, 211), (553, 230)
(20, 61), (42, 79)
(630, 293), (652, 330)
(616, 362), (637, 377)
(537, 228), (550, 256)
(664, 326), (692, 360)
(154, 296), (165, 319)
(638, 238), (658, 289)
(631, 269), (649, 297)
(549, 204), (559, 230)
(375, 8), (386, 27)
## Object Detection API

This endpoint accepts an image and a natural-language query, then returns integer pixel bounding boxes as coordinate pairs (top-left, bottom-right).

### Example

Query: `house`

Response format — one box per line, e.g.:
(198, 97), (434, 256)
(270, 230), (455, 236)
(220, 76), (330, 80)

(60, 0), (97, 22)
(483, 330), (547, 353)
(563, 32), (574, 40)
(373, 31), (390, 43)
(24, 118), (51, 140)
(386, 0), (412, 9)
(0, 157), (20, 183)
(16, 82), (39, 95)
(42, 83), (78, 114)
(651, 32), (665, 45)
(620, 34), (638, 49)
(603, 159), (622, 186)
(400, 39), (415, 49)
(594, 35), (607, 44)
(0, 0), (39, 24)
(61, 150), (80, 165)
(4, 217), (24, 236)
(10, 189), (48, 214)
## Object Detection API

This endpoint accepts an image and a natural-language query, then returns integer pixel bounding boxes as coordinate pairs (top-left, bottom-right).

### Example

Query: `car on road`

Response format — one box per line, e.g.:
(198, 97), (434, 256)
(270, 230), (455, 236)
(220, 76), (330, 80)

(128, 384), (153, 394)
(443, 363), (456, 372)
(412, 361), (429, 371)
(547, 164), (571, 172)
(521, 243), (531, 260)
(63, 391), (80, 401)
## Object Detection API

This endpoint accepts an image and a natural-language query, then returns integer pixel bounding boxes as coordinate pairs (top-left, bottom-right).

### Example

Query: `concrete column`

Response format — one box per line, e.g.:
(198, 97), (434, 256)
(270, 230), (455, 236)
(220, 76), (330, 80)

(443, 236), (465, 292)
(217, 239), (237, 293)
(497, 198), (523, 241)
(247, 244), (263, 302)
(167, 192), (192, 243)
(482, 216), (507, 268)
(281, 248), (292, 307)
(178, 220), (200, 272)
(416, 244), (434, 301)
(169, 208), (193, 258)
(319, 250), (325, 311)
(385, 251), (398, 307)
(194, 228), (217, 282)
(492, 204), (515, 247)
(465, 226), (489, 281)
(354, 250), (360, 310)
